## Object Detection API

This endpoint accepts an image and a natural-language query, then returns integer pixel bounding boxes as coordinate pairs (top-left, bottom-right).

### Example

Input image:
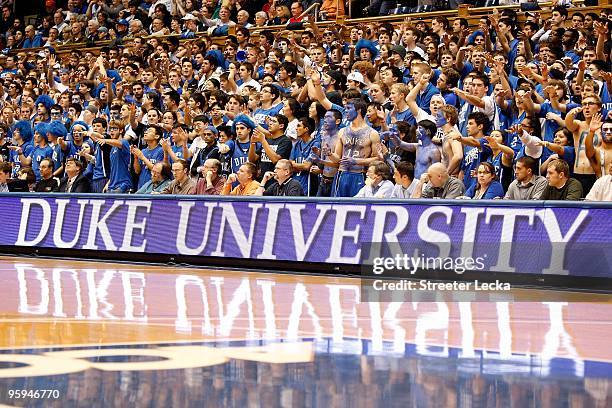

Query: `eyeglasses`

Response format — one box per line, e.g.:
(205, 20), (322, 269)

(51, 111), (61, 116)
(582, 101), (599, 107)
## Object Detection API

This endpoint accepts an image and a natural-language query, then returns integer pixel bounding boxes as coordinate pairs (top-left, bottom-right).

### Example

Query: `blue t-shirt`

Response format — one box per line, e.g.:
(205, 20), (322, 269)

(92, 143), (110, 181)
(416, 83), (441, 114)
(63, 140), (93, 161)
(506, 112), (527, 157)
(51, 143), (63, 172)
(290, 137), (321, 195)
(466, 180), (505, 199)
(30, 145), (54, 181)
(138, 145), (164, 189)
(461, 139), (492, 192)
(253, 103), (284, 128)
(108, 139), (133, 190)
(227, 139), (253, 174)
(538, 102), (562, 162)
(10, 142), (34, 178)
(386, 108), (416, 127)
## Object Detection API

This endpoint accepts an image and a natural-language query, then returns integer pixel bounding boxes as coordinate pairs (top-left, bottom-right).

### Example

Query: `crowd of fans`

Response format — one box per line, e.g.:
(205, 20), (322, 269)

(0, 1), (610, 201)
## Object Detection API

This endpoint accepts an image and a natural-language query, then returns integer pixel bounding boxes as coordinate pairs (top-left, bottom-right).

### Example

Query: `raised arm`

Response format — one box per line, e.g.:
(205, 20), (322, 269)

(595, 21), (608, 61)
(585, 112), (603, 176)
(565, 107), (582, 133)
(452, 87), (485, 109)
(307, 70), (333, 110)
(407, 76), (428, 117)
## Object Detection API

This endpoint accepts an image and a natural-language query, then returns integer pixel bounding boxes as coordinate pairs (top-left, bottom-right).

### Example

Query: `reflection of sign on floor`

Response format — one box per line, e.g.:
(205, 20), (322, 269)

(0, 342), (314, 378)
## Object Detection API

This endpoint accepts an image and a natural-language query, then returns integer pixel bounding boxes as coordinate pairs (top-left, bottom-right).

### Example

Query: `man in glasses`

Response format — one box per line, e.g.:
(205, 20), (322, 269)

(566, 94), (603, 195)
(256, 159), (304, 196)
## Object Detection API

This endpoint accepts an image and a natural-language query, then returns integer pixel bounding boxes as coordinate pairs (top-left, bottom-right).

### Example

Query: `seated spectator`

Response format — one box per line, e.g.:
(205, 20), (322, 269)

(585, 162), (612, 201)
(256, 159), (304, 196)
(417, 163), (465, 199)
(159, 159), (196, 195)
(355, 161), (394, 198)
(505, 157), (548, 200)
(541, 159), (583, 200)
(34, 158), (60, 192)
(136, 162), (172, 194)
(391, 162), (416, 199)
(465, 162), (505, 199)
(58, 158), (91, 193)
(194, 159), (225, 195)
(222, 162), (260, 196)
(0, 161), (10, 192)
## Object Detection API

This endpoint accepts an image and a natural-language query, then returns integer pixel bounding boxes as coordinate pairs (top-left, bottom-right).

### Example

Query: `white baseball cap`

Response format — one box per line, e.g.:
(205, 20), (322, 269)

(346, 71), (366, 85)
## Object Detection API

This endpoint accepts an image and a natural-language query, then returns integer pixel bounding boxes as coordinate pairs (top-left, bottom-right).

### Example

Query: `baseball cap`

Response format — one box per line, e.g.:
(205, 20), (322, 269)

(389, 44), (407, 59)
(346, 71), (366, 85)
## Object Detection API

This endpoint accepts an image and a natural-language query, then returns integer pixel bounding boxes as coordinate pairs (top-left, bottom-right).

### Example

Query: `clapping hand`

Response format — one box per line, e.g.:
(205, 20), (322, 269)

(308, 148), (322, 164)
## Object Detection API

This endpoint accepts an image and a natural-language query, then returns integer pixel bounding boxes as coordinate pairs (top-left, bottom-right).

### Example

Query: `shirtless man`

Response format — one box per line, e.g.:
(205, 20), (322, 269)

(309, 110), (342, 197)
(389, 119), (441, 180)
(585, 113), (612, 179)
(565, 94), (602, 194)
(330, 99), (381, 197)
(436, 106), (464, 177)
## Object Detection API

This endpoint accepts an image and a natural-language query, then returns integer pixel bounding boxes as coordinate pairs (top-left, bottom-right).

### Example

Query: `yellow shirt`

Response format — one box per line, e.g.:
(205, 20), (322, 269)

(222, 179), (260, 196)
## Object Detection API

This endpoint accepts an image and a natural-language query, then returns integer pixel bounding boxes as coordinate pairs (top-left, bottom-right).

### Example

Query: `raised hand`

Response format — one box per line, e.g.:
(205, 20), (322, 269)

(590, 112), (603, 133)
(484, 135), (499, 149)
(594, 21), (609, 37)
(568, 106), (583, 117)
(130, 145), (143, 158)
(544, 85), (557, 100)
(388, 131), (402, 147)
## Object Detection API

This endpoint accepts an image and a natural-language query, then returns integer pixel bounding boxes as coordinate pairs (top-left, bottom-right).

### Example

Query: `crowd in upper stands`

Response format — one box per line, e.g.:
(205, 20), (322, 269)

(0, 0), (610, 201)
